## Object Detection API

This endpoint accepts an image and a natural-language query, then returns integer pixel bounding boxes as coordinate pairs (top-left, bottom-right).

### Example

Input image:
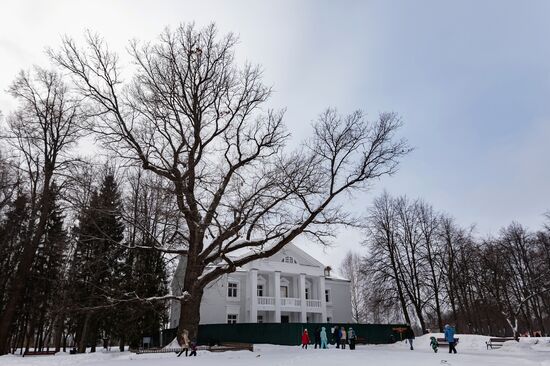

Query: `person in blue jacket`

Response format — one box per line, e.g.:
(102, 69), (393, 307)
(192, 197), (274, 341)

(320, 327), (329, 349)
(444, 324), (457, 354)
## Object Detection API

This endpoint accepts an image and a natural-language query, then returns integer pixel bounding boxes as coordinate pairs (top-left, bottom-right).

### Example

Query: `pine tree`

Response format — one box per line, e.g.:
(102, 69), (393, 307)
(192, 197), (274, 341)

(68, 173), (125, 353)
(0, 194), (31, 351)
(0, 194), (30, 313)
(0, 189), (69, 353)
(108, 171), (170, 350)
(121, 240), (168, 348)
(23, 190), (68, 351)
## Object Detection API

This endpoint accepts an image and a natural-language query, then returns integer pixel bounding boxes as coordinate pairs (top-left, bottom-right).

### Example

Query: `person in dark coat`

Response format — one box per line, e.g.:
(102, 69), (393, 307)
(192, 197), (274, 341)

(188, 341), (197, 356)
(404, 327), (415, 350)
(314, 327), (321, 349)
(348, 327), (357, 350)
(333, 326), (341, 348)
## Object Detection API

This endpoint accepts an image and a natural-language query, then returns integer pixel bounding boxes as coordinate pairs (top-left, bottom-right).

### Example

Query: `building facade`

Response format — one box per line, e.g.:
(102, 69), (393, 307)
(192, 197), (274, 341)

(169, 244), (353, 327)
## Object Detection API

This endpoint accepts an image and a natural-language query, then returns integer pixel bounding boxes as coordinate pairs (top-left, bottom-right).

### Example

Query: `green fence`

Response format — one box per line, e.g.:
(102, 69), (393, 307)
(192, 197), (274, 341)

(162, 323), (409, 346)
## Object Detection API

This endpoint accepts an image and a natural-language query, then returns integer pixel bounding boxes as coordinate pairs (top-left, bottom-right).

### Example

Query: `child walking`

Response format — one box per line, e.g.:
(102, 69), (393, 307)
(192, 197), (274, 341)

(188, 341), (197, 357)
(429, 336), (438, 353)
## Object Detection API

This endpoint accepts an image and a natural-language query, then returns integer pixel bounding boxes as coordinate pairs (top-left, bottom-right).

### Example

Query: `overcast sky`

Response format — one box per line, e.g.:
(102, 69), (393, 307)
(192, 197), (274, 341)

(1, 0), (550, 270)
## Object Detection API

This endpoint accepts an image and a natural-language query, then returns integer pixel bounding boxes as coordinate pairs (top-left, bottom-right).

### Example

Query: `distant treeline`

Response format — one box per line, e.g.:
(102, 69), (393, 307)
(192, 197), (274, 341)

(341, 193), (550, 337)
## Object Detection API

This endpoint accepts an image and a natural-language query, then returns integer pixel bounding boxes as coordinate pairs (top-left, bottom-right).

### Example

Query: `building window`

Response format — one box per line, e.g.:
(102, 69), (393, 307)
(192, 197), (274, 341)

(280, 285), (289, 298)
(257, 284), (264, 297)
(227, 314), (238, 324)
(305, 288), (310, 300)
(228, 282), (238, 298)
(282, 256), (297, 264)
(327, 316), (332, 323)
(257, 315), (264, 323)
(325, 289), (331, 303)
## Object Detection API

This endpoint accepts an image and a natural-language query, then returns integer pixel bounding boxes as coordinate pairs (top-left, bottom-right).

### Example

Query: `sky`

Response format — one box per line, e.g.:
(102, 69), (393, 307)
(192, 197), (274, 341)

(1, 0), (550, 270)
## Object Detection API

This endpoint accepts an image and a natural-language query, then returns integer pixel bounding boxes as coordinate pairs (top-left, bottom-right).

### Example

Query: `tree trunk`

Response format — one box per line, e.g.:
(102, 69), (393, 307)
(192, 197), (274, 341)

(119, 337), (124, 352)
(387, 242), (411, 324)
(24, 324), (31, 354)
(53, 316), (63, 352)
(177, 289), (204, 342)
(0, 179), (53, 355)
(427, 261), (443, 331)
(0, 239), (40, 354)
(78, 313), (92, 353)
(413, 304), (427, 334)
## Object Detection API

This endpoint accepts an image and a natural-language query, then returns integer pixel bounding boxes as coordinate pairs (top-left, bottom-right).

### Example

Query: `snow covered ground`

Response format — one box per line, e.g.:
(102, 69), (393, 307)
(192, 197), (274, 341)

(2, 334), (550, 366)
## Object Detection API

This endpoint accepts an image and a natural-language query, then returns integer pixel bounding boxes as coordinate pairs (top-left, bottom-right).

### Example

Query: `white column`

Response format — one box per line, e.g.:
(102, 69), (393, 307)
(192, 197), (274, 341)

(250, 269), (258, 323)
(274, 271), (281, 323)
(299, 273), (307, 323)
(318, 276), (327, 323)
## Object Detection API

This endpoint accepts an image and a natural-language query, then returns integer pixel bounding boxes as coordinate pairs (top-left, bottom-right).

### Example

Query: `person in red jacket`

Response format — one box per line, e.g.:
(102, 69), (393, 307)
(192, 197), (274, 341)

(302, 329), (310, 349)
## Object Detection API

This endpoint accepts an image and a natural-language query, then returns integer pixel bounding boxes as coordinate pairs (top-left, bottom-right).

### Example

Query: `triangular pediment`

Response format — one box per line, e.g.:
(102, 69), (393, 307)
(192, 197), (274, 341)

(267, 243), (325, 268)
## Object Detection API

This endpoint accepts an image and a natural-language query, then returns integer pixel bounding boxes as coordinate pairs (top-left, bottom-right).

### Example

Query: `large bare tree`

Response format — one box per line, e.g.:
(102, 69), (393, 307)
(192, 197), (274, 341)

(0, 68), (86, 353)
(50, 23), (409, 339)
(364, 192), (412, 325)
(339, 251), (366, 323)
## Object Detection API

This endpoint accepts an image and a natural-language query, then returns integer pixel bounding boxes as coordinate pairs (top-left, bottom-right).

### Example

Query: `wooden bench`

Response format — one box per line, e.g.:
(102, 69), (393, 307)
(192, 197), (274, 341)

(486, 337), (516, 349)
(23, 350), (56, 357)
(209, 342), (253, 352)
(436, 337), (459, 347)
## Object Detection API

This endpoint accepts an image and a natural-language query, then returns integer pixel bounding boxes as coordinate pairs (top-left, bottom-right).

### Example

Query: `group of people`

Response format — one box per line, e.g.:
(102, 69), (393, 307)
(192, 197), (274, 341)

(301, 326), (357, 350)
(405, 324), (458, 354)
(177, 329), (198, 357)
(179, 324), (458, 355)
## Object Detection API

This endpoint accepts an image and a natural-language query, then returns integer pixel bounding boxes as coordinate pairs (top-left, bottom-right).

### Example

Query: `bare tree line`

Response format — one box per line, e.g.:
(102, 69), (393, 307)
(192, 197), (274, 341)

(342, 192), (550, 337)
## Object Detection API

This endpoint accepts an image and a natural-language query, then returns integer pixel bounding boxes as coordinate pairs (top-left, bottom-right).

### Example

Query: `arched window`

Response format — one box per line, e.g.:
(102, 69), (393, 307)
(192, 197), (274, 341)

(282, 256), (297, 264)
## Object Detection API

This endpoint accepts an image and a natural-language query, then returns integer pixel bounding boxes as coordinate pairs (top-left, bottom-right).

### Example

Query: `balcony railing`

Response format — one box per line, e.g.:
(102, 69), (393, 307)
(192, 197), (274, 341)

(257, 297), (321, 308)
(258, 296), (275, 306)
(280, 297), (301, 307)
(306, 299), (321, 308)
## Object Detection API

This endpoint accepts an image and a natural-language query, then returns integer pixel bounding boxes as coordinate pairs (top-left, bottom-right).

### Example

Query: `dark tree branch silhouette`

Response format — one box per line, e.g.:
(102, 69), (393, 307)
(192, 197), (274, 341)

(50, 23), (409, 340)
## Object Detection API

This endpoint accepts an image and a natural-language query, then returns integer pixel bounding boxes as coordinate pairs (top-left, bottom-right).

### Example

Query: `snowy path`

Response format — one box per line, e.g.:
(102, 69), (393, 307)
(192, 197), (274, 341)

(2, 335), (549, 366)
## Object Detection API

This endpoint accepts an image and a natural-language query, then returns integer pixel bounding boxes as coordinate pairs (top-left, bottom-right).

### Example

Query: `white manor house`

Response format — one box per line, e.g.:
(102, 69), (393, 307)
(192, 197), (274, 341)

(169, 244), (352, 326)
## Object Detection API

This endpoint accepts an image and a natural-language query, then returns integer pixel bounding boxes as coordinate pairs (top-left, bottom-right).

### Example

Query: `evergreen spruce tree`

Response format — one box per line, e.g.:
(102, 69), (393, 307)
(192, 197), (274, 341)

(23, 189), (68, 351)
(0, 188), (69, 353)
(121, 240), (168, 349)
(0, 194), (30, 351)
(0, 194), (30, 313)
(68, 173), (125, 353)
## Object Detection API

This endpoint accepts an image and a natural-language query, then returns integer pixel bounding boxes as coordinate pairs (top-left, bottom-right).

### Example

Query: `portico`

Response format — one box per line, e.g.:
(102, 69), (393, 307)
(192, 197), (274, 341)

(248, 269), (327, 323)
